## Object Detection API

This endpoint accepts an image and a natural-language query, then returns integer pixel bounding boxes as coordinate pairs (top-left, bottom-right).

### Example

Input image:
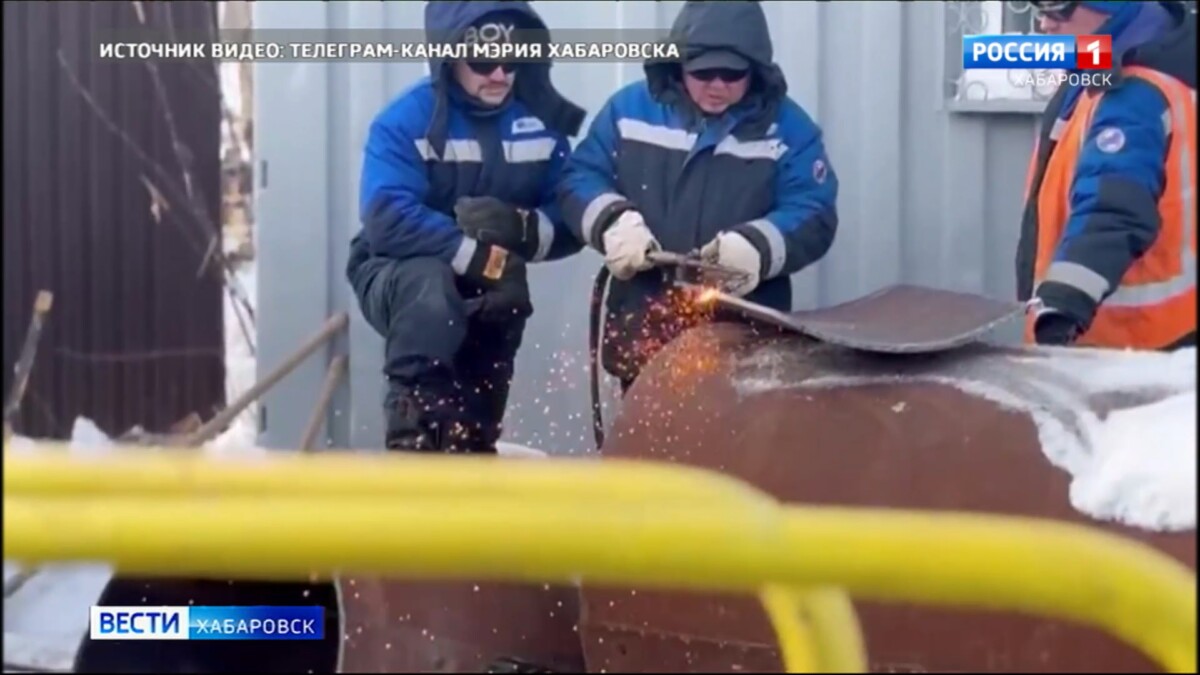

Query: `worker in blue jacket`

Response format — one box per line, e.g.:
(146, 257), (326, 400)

(1019, 0), (1196, 350)
(346, 0), (585, 453)
(558, 0), (839, 390)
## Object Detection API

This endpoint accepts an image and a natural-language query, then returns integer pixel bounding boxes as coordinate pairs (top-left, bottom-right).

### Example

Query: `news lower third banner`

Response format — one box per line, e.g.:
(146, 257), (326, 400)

(90, 606), (325, 641)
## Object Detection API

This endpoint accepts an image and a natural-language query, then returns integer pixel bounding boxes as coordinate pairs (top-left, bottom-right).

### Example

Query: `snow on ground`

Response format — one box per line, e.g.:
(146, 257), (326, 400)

(734, 343), (1197, 532)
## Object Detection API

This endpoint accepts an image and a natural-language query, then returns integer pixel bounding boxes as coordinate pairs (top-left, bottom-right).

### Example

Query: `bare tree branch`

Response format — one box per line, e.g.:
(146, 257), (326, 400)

(54, 1), (258, 355)
(165, 1), (256, 228)
(129, 0), (256, 353)
(56, 50), (208, 252)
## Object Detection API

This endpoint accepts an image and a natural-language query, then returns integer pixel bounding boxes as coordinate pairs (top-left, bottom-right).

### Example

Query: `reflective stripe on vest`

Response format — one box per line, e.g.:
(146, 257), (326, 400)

(1026, 65), (1197, 350)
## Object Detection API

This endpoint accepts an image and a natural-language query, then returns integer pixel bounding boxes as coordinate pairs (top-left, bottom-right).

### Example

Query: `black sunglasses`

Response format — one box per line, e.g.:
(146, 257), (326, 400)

(466, 61), (517, 76)
(687, 67), (749, 83)
(1031, 1), (1081, 21)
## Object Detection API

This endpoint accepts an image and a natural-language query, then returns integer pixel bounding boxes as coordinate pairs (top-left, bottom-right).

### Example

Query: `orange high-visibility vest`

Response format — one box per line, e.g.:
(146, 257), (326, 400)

(1024, 65), (1196, 350)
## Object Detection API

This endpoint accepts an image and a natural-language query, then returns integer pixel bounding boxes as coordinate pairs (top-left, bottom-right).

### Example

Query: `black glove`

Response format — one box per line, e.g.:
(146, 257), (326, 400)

(1034, 311), (1083, 346)
(454, 197), (540, 262)
(461, 241), (533, 322)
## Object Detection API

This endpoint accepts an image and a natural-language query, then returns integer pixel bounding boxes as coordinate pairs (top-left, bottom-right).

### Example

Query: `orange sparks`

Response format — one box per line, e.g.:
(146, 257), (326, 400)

(694, 287), (721, 304)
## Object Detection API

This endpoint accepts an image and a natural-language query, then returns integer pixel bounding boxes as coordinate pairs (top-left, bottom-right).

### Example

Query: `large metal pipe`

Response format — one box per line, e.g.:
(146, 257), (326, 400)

(8, 369), (1193, 672)
(582, 322), (1196, 673)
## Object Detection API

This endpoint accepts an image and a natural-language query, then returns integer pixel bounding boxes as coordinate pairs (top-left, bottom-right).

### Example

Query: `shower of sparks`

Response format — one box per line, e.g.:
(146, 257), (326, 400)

(499, 284), (731, 454)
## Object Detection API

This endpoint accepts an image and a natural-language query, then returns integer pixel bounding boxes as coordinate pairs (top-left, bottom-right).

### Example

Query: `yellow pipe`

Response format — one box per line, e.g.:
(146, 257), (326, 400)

(765, 585), (868, 673)
(0, 448), (847, 672)
(773, 508), (1196, 673)
(4, 495), (1194, 672)
(1, 444), (770, 507)
(758, 585), (822, 672)
(760, 585), (868, 673)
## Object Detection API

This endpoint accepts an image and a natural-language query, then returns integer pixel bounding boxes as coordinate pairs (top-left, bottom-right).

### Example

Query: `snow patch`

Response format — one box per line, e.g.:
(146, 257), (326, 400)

(1071, 391), (1196, 532)
(733, 344), (1197, 532)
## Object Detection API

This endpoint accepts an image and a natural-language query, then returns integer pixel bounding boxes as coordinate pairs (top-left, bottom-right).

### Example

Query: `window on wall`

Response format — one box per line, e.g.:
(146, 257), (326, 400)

(944, 0), (1061, 113)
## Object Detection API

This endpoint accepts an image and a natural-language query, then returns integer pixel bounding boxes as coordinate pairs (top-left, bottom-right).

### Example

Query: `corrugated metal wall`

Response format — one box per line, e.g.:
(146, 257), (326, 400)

(2, 0), (226, 439)
(253, 0), (1041, 454)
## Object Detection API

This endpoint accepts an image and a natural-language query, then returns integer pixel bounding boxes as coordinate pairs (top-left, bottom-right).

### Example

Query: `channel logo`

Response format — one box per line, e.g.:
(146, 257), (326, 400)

(89, 606), (325, 641)
(962, 34), (1112, 70)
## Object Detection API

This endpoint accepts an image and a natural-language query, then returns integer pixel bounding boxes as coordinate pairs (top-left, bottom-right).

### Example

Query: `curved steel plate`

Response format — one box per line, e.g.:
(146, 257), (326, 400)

(710, 284), (1024, 353)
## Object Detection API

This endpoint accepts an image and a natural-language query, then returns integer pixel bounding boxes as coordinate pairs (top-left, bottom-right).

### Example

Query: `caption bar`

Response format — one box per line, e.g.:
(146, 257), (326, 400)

(98, 40), (683, 62)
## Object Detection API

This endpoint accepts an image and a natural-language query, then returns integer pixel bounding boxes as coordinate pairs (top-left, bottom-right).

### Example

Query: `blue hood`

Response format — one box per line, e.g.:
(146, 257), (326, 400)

(1087, 1), (1175, 64)
(1057, 1), (1177, 117)
(644, 1), (786, 135)
(421, 1), (586, 153)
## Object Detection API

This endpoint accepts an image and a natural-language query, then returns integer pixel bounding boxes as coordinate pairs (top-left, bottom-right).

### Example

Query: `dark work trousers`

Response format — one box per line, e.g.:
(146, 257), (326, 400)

(349, 256), (526, 452)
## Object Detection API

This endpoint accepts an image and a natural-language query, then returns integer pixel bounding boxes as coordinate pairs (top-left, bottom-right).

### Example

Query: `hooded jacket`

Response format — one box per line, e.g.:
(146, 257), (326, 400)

(348, 0), (587, 279)
(557, 0), (839, 313)
(1016, 0), (1196, 346)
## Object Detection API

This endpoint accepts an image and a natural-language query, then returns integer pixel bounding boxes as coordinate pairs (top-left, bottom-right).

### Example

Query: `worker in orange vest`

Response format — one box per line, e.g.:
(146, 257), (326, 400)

(1018, 1), (1196, 350)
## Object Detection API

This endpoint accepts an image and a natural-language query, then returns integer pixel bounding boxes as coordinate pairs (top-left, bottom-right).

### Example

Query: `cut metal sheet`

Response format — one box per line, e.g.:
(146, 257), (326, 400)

(707, 284), (1025, 353)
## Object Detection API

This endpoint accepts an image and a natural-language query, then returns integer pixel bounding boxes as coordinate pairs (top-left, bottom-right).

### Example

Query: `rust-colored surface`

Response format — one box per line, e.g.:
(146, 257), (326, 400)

(582, 620), (781, 674)
(338, 577), (586, 673)
(582, 322), (1195, 674)
(2, 0), (226, 440)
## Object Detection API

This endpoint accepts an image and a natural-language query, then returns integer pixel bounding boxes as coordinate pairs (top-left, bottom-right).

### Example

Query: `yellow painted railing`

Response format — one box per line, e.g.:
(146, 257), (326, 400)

(4, 445), (1196, 673)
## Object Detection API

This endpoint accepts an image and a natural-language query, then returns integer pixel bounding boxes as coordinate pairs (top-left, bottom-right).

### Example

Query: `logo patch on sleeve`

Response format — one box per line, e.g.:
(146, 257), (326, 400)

(1095, 127), (1126, 153)
(812, 158), (828, 184)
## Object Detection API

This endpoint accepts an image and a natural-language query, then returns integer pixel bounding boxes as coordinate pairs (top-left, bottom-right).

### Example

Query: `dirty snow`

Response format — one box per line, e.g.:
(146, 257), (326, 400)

(734, 343), (1197, 532)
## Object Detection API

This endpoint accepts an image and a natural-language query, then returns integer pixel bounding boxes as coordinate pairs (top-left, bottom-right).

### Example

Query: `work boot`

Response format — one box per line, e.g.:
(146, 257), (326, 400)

(383, 376), (473, 453)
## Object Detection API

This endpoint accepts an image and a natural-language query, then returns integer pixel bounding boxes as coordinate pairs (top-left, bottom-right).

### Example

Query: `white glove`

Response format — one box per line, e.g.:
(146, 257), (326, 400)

(700, 231), (762, 297)
(602, 211), (660, 280)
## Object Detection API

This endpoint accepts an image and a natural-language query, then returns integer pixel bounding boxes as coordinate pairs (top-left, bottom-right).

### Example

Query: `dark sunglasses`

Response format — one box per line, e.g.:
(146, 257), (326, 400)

(687, 67), (749, 83)
(466, 61), (517, 76)
(1031, 1), (1081, 21)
